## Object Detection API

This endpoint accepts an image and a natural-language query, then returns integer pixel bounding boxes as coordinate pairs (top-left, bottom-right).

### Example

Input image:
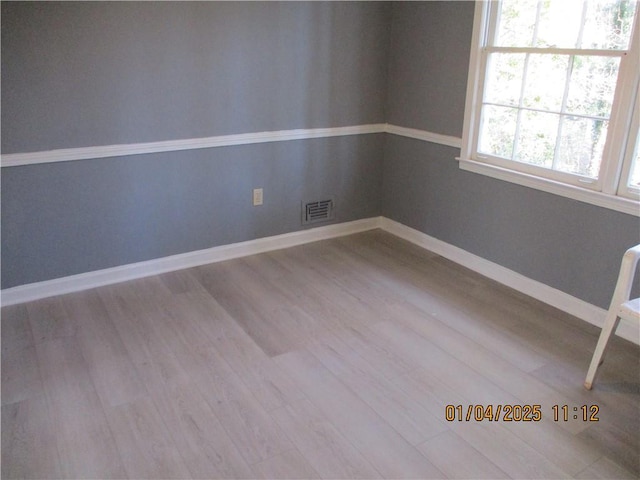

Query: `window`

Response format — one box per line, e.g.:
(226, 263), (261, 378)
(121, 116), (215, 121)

(460, 0), (640, 215)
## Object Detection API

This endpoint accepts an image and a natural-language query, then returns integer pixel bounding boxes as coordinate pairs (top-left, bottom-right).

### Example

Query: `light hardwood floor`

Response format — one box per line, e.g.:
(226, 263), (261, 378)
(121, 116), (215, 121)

(2, 230), (639, 479)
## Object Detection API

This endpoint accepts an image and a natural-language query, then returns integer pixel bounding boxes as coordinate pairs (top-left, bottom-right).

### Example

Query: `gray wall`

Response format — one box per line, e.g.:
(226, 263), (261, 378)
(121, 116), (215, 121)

(1, 1), (389, 288)
(2, 1), (637, 310)
(386, 1), (472, 137)
(3, 136), (383, 288)
(382, 1), (639, 309)
(2, 1), (390, 153)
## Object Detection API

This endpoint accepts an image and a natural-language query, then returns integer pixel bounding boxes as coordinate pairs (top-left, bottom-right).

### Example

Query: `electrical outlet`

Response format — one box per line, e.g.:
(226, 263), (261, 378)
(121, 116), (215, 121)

(253, 188), (263, 206)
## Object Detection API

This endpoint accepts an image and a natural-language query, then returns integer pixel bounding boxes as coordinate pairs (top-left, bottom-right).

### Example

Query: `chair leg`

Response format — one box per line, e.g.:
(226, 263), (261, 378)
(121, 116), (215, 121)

(584, 311), (620, 390)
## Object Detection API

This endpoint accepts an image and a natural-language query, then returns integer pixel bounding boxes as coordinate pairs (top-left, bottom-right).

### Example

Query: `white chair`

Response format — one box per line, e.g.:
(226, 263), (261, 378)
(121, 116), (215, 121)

(584, 244), (640, 390)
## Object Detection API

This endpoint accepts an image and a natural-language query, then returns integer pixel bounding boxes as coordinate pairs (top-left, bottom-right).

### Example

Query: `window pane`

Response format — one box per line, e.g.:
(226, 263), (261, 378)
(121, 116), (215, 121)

(471, 1), (640, 198)
(495, 0), (538, 47)
(629, 131), (640, 188)
(535, 0), (584, 48)
(484, 53), (525, 106)
(631, 154), (640, 188)
(556, 117), (608, 177)
(566, 56), (620, 118)
(479, 105), (517, 159)
(582, 0), (637, 50)
(514, 111), (559, 168)
(522, 54), (569, 112)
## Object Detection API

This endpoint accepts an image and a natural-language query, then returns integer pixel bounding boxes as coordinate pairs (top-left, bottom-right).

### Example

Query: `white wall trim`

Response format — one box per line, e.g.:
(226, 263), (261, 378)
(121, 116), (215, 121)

(385, 124), (462, 149)
(459, 158), (640, 217)
(2, 214), (635, 344)
(0, 124), (388, 167)
(0, 217), (383, 306)
(380, 217), (639, 345)
(1, 123), (464, 167)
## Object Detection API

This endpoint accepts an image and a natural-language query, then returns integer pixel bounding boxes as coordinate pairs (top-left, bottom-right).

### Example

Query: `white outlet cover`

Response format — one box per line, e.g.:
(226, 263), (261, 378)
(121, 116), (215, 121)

(253, 188), (263, 206)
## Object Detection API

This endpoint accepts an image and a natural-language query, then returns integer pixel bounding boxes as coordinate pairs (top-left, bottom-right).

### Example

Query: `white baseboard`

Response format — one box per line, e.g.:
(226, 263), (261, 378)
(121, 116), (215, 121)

(0, 217), (383, 306)
(3, 215), (636, 346)
(380, 217), (639, 345)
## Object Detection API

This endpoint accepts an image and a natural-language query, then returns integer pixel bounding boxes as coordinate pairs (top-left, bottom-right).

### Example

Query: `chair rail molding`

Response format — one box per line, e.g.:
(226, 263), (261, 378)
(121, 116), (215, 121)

(1, 124), (388, 167)
(1, 124), (464, 167)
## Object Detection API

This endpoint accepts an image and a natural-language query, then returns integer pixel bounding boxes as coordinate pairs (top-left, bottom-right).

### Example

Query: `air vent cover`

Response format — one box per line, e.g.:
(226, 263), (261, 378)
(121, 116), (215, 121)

(302, 198), (335, 225)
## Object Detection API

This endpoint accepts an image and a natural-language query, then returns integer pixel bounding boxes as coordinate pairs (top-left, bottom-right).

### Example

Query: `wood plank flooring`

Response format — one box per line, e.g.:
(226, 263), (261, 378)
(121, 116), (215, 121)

(2, 230), (639, 479)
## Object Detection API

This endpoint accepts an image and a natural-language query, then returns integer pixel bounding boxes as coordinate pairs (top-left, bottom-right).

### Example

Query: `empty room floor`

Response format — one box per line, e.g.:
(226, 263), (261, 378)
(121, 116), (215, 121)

(2, 230), (639, 479)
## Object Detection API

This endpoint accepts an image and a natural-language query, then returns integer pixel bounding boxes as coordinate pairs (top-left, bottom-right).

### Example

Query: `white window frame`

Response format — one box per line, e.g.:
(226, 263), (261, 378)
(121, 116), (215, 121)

(459, 0), (640, 216)
(618, 86), (640, 198)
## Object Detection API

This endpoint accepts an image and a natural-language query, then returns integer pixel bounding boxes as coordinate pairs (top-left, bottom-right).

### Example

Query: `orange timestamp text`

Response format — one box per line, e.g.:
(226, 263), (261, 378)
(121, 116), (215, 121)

(445, 404), (542, 422)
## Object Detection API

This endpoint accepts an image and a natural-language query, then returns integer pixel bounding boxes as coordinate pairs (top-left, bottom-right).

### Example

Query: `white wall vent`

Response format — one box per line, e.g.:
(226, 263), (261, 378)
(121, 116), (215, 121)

(302, 198), (335, 225)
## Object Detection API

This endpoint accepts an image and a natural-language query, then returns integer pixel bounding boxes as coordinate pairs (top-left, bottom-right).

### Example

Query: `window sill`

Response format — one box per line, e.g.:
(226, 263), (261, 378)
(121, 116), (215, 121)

(457, 158), (639, 217)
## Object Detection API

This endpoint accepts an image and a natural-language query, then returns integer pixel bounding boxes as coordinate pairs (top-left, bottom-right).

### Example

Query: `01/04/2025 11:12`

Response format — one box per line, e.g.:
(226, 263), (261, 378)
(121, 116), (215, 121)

(444, 404), (600, 422)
